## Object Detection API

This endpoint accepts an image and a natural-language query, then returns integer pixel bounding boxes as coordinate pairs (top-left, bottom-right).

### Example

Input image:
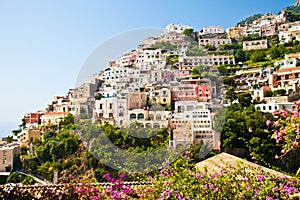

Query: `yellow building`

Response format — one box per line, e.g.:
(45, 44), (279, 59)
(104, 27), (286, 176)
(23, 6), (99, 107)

(19, 129), (43, 146)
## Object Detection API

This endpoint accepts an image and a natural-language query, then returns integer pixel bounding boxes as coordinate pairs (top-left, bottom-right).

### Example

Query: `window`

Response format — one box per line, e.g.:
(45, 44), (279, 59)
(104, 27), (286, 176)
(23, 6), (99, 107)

(109, 103), (112, 109)
(156, 114), (161, 120)
(100, 104), (103, 109)
(109, 113), (113, 118)
(2, 159), (6, 164)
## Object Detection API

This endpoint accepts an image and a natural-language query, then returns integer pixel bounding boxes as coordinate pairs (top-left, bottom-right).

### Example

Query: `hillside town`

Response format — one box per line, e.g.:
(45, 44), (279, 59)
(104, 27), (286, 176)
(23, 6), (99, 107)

(1, 6), (300, 184)
(1, 8), (300, 172)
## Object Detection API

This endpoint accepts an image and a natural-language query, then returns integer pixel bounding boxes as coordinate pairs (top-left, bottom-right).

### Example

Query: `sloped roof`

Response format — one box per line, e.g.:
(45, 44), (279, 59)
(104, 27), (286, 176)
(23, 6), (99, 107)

(196, 152), (288, 178)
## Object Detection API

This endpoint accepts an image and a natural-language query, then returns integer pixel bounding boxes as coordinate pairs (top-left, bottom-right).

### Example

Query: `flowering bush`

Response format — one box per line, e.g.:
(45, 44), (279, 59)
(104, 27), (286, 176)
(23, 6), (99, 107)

(143, 151), (300, 199)
(268, 100), (300, 157)
(1, 152), (300, 199)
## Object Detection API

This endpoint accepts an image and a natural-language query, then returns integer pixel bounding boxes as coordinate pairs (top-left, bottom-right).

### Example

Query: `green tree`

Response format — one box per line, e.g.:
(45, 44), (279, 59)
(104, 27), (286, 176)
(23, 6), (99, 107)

(236, 92), (252, 107)
(234, 49), (247, 62)
(44, 131), (56, 142)
(225, 87), (237, 103)
(250, 50), (267, 62)
(22, 176), (35, 185)
(268, 45), (285, 59)
(6, 172), (24, 183)
(35, 146), (51, 163)
(275, 89), (286, 96)
(20, 146), (28, 155)
(237, 13), (262, 25)
(59, 113), (75, 128)
(183, 28), (194, 35)
(264, 90), (273, 97)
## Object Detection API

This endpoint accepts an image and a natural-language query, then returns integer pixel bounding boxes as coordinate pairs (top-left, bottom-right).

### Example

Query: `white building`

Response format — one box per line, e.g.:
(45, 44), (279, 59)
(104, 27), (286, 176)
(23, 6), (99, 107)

(169, 101), (217, 149)
(179, 55), (235, 69)
(199, 26), (225, 35)
(93, 97), (127, 126)
(164, 23), (193, 34)
(279, 25), (300, 44)
(199, 38), (232, 48)
(245, 26), (261, 36)
(41, 112), (68, 125)
(135, 49), (167, 70)
(255, 102), (295, 113)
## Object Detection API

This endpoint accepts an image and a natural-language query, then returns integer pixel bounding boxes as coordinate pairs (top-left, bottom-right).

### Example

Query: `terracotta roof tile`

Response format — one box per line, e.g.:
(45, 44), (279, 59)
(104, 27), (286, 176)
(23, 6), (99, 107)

(196, 152), (288, 177)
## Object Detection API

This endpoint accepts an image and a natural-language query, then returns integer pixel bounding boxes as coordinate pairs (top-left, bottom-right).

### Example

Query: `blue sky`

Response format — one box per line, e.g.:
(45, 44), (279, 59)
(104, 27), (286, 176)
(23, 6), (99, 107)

(0, 0), (294, 136)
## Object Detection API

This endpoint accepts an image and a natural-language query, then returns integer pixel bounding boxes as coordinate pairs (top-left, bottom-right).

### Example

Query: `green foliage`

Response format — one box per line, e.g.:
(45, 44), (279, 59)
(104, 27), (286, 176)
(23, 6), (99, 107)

(36, 146), (51, 163)
(151, 42), (177, 51)
(43, 131), (56, 142)
(284, 7), (300, 22)
(20, 146), (28, 156)
(250, 50), (267, 62)
(165, 104), (172, 111)
(191, 65), (209, 76)
(234, 49), (247, 62)
(6, 172), (35, 185)
(37, 161), (61, 181)
(33, 129), (80, 180)
(268, 45), (285, 59)
(237, 13), (262, 25)
(274, 89), (287, 96)
(242, 34), (263, 41)
(236, 92), (252, 107)
(59, 113), (75, 129)
(225, 87), (237, 102)
(186, 45), (206, 56)
(80, 107), (89, 119)
(221, 43), (242, 50)
(12, 129), (21, 136)
(21, 175), (35, 185)
(2, 136), (13, 143)
(218, 102), (300, 173)
(95, 93), (103, 100)
(223, 77), (237, 87)
(165, 55), (179, 64)
(264, 90), (273, 97)
(78, 122), (170, 173)
(6, 172), (24, 184)
(148, 151), (299, 199)
(183, 28), (194, 35)
(285, 6), (300, 15)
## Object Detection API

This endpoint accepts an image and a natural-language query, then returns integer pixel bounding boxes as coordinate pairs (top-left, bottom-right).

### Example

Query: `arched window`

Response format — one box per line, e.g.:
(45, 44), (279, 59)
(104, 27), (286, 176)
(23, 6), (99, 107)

(138, 113), (144, 120)
(130, 113), (136, 120)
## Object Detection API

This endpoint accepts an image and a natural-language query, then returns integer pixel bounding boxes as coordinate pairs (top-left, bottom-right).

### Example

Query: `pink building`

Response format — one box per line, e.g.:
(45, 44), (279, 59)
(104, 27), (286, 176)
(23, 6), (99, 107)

(261, 24), (277, 37)
(171, 78), (212, 102)
(171, 70), (191, 81)
(115, 51), (137, 68)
